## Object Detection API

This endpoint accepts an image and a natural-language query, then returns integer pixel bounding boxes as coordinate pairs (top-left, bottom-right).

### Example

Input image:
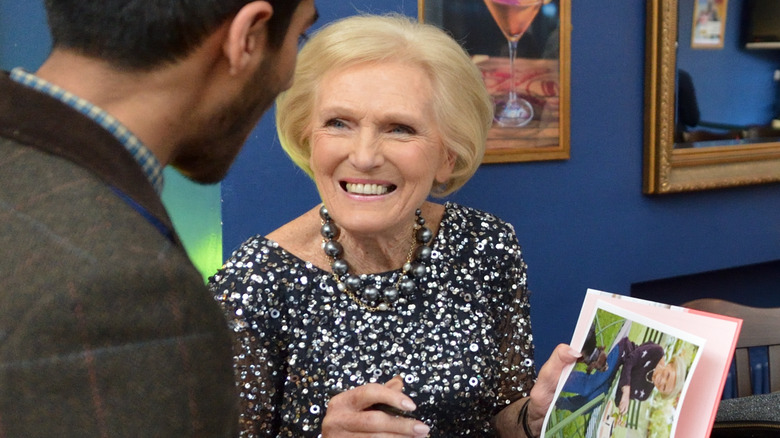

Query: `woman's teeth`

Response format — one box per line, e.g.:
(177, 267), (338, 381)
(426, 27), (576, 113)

(345, 183), (389, 195)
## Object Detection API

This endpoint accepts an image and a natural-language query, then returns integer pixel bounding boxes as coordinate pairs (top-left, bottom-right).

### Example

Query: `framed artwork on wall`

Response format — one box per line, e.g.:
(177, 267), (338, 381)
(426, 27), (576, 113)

(644, 0), (780, 194)
(691, 0), (727, 49)
(419, 0), (570, 164)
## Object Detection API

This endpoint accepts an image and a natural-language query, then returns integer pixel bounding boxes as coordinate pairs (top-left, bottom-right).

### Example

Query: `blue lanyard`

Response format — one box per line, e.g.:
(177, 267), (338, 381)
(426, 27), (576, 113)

(109, 187), (175, 244)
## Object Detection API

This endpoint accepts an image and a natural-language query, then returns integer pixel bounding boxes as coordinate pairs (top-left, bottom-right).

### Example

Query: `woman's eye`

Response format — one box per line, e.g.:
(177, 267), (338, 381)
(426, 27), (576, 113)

(390, 124), (415, 135)
(324, 119), (346, 129)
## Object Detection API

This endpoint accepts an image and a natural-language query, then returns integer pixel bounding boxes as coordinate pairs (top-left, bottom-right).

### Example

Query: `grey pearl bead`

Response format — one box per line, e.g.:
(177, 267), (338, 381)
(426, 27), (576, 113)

(321, 222), (340, 240)
(399, 277), (415, 293)
(323, 240), (343, 258)
(416, 226), (433, 244)
(383, 287), (399, 302)
(319, 205), (330, 221)
(363, 286), (380, 302)
(345, 275), (362, 291)
(410, 262), (426, 278)
(413, 245), (432, 262)
(331, 259), (349, 276)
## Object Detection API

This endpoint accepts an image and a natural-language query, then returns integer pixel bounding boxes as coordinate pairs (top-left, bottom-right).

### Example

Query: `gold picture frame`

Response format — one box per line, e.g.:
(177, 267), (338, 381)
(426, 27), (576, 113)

(419, 0), (570, 164)
(644, 0), (780, 194)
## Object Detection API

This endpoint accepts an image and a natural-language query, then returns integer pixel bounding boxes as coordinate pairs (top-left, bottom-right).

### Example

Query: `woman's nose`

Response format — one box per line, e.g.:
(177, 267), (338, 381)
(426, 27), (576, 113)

(348, 132), (384, 170)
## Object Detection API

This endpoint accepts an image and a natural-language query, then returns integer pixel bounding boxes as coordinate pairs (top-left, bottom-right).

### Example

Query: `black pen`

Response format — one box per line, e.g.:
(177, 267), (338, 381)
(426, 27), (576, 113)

(368, 403), (420, 420)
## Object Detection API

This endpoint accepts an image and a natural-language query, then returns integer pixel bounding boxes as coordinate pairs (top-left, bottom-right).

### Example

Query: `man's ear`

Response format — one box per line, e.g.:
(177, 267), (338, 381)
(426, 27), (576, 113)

(224, 1), (274, 75)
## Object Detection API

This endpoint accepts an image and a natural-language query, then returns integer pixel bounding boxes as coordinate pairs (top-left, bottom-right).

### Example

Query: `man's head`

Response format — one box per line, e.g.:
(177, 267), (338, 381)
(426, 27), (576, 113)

(43, 0), (305, 71)
(40, 0), (318, 184)
(164, 0), (318, 183)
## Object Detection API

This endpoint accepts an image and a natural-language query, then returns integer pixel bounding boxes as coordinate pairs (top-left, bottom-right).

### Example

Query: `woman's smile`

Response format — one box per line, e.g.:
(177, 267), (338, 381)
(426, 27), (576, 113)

(341, 181), (397, 196)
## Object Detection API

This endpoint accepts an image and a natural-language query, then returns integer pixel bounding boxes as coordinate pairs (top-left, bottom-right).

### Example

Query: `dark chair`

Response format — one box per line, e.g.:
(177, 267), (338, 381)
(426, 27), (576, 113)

(675, 69), (749, 144)
(682, 298), (780, 397)
(742, 125), (780, 140)
(712, 392), (780, 437)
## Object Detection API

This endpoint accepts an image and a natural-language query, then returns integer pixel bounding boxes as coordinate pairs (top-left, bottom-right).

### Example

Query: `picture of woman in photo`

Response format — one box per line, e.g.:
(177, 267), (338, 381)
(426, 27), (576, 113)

(547, 309), (699, 438)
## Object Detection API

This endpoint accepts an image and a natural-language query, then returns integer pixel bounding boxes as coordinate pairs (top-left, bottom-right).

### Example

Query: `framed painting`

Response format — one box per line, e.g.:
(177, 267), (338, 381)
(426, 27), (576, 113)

(419, 0), (570, 164)
(691, 0), (727, 49)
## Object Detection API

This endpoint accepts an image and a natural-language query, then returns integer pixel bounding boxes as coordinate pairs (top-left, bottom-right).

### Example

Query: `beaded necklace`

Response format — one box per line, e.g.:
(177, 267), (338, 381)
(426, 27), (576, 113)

(319, 205), (432, 311)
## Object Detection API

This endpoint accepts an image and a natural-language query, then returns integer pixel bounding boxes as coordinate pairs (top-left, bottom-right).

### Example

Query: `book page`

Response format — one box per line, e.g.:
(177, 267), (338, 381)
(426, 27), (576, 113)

(583, 289), (742, 436)
(540, 289), (741, 438)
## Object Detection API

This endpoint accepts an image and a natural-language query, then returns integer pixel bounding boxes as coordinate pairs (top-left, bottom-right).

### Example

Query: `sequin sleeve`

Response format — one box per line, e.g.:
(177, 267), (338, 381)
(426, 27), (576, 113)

(209, 238), (287, 437)
(492, 221), (536, 407)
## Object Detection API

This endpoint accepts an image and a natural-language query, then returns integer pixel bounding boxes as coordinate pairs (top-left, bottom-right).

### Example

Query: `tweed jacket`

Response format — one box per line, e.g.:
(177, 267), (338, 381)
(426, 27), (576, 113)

(0, 72), (238, 437)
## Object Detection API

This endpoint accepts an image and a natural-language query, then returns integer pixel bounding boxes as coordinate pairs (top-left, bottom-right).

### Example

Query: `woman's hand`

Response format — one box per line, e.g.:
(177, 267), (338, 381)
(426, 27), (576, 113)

(526, 344), (582, 435)
(322, 376), (431, 438)
(494, 344), (581, 437)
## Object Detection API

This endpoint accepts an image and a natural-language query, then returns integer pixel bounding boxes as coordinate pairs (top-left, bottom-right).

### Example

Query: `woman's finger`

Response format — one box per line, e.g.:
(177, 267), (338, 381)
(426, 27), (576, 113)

(330, 381), (416, 413)
(526, 344), (582, 433)
(323, 382), (429, 437)
(384, 375), (405, 391)
(323, 409), (430, 437)
(341, 410), (430, 437)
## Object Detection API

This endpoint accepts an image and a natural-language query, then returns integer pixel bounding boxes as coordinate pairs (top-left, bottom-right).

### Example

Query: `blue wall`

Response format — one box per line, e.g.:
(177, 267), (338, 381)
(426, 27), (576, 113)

(3, 1), (778, 366)
(221, 0), (780, 364)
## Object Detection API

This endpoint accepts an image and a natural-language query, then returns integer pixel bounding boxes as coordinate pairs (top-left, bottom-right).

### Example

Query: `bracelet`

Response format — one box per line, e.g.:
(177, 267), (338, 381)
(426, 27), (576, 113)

(517, 398), (538, 438)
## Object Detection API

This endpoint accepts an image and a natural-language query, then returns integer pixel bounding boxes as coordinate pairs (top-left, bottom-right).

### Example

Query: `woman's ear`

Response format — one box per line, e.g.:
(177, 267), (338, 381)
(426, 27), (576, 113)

(224, 1), (274, 75)
(434, 148), (457, 184)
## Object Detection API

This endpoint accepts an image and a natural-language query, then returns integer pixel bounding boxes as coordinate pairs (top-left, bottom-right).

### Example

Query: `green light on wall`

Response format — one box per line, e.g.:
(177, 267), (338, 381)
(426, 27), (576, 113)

(161, 168), (223, 283)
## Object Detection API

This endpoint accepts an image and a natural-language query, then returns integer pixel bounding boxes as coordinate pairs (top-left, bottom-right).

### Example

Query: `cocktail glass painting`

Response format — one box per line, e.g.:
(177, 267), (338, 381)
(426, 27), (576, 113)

(420, 0), (570, 163)
(542, 303), (703, 438)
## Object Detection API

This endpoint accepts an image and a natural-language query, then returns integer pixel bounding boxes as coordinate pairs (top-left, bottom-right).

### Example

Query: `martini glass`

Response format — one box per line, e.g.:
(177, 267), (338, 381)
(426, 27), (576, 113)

(483, 0), (543, 127)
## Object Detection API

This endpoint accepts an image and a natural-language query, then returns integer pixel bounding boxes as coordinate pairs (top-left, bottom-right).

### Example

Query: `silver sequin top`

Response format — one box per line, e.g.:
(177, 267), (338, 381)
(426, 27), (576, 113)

(210, 202), (536, 437)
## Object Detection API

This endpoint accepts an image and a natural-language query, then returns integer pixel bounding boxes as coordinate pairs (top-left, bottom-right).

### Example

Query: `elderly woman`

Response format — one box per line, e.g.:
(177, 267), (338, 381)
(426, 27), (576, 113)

(209, 13), (577, 438)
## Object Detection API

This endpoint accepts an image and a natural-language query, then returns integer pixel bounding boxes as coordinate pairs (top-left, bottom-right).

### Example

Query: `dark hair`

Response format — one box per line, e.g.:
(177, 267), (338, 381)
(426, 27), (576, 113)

(43, 0), (303, 71)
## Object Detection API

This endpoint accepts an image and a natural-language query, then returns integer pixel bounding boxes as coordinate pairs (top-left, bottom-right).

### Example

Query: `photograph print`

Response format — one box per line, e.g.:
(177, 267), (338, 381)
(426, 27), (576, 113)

(542, 301), (704, 438)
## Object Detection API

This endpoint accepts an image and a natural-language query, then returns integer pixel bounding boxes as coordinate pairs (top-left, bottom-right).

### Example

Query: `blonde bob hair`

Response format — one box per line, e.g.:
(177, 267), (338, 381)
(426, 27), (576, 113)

(657, 356), (688, 400)
(275, 13), (494, 197)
